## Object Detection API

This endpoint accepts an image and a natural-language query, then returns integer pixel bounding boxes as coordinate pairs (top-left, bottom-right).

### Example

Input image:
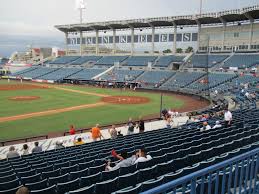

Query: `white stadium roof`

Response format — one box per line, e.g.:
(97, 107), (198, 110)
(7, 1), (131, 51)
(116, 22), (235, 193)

(55, 5), (259, 32)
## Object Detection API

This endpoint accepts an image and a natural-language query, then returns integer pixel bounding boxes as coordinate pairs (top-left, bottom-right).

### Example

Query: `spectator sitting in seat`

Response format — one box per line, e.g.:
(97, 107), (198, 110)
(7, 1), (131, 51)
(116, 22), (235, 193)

(55, 140), (64, 149)
(117, 130), (123, 137)
(32, 142), (42, 153)
(200, 122), (211, 132)
(69, 125), (76, 135)
(108, 125), (117, 139)
(186, 116), (193, 124)
(212, 121), (222, 129)
(7, 146), (19, 159)
(74, 137), (85, 145)
(106, 150), (135, 171)
(22, 144), (30, 155)
(224, 108), (232, 127)
(134, 148), (152, 164)
(16, 186), (29, 194)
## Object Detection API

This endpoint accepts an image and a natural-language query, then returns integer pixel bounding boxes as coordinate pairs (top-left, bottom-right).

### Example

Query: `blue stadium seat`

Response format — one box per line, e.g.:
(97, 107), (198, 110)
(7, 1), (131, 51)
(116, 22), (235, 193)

(42, 169), (60, 179)
(119, 164), (137, 176)
(17, 169), (36, 178)
(140, 176), (164, 192)
(36, 165), (53, 173)
(57, 178), (80, 194)
(80, 172), (101, 187)
(20, 173), (41, 184)
(89, 164), (105, 175)
(0, 173), (17, 183)
(95, 177), (118, 194)
(60, 164), (78, 175)
(101, 168), (120, 181)
(25, 179), (48, 190)
(32, 162), (48, 169)
(30, 184), (57, 194)
(112, 185), (142, 194)
(70, 158), (85, 166)
(164, 169), (184, 183)
(0, 178), (20, 190)
(54, 161), (70, 170)
(67, 184), (95, 194)
(0, 185), (22, 194)
(48, 173), (69, 185)
(70, 168), (89, 180)
(117, 171), (139, 190)
(78, 160), (94, 170)
(138, 166), (157, 183)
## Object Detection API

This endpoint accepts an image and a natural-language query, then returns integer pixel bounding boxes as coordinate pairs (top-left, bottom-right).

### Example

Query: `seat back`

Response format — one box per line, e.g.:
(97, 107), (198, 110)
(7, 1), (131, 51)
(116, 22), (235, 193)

(30, 184), (57, 194)
(95, 177), (118, 194)
(57, 178), (80, 194)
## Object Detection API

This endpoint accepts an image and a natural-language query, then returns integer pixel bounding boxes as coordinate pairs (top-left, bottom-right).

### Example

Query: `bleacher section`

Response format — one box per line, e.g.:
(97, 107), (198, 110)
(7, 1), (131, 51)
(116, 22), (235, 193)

(123, 56), (157, 66)
(100, 69), (143, 82)
(136, 71), (175, 87)
(191, 54), (229, 68)
(37, 68), (82, 81)
(0, 109), (258, 194)
(95, 56), (128, 66)
(15, 67), (60, 79)
(66, 68), (107, 81)
(154, 56), (184, 67)
(187, 73), (237, 92)
(223, 54), (259, 69)
(70, 56), (102, 65)
(10, 67), (39, 77)
(49, 56), (81, 65)
(161, 72), (205, 90)
(214, 74), (259, 93)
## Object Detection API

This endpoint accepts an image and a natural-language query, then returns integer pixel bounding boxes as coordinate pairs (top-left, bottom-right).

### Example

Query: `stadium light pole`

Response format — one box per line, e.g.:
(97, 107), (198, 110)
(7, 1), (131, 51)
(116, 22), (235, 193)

(199, 0), (203, 15)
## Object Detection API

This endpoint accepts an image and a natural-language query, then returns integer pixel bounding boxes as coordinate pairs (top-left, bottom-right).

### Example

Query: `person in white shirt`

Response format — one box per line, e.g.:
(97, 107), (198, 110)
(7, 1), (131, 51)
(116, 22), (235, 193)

(224, 109), (232, 127)
(200, 122), (211, 132)
(134, 149), (152, 164)
(245, 92), (250, 99)
(213, 121), (222, 129)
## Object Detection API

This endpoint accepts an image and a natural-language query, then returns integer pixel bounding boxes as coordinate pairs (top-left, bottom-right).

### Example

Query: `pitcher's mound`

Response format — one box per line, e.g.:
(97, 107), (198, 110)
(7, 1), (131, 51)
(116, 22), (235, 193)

(101, 96), (150, 104)
(9, 96), (41, 101)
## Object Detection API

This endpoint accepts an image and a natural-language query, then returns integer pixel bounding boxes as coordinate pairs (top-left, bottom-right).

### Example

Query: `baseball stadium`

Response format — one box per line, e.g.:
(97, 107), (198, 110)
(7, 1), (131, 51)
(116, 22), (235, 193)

(0, 0), (259, 194)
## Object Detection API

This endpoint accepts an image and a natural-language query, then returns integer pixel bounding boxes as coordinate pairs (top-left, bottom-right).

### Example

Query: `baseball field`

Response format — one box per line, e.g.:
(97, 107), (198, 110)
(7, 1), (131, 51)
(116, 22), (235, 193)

(0, 80), (209, 141)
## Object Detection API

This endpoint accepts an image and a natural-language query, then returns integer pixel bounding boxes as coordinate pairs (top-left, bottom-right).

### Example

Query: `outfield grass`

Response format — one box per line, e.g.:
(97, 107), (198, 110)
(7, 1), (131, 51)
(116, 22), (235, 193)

(0, 81), (185, 140)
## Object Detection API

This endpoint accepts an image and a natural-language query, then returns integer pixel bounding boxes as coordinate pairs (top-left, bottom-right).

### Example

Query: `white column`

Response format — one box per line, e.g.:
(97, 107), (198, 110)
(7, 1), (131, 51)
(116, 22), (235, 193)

(80, 31), (83, 56)
(222, 23), (226, 51)
(131, 27), (134, 55)
(151, 26), (155, 55)
(113, 29), (116, 54)
(173, 23), (177, 54)
(65, 32), (69, 55)
(197, 23), (201, 52)
(95, 30), (99, 55)
(249, 21), (254, 50)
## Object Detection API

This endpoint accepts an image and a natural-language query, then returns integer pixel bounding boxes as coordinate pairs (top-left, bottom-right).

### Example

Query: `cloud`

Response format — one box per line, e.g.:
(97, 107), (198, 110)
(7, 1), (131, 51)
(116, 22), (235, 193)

(0, 21), (61, 37)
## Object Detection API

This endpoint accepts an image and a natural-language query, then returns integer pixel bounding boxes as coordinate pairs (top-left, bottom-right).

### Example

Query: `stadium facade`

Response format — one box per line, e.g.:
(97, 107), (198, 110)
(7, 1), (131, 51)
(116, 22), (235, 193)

(55, 5), (259, 55)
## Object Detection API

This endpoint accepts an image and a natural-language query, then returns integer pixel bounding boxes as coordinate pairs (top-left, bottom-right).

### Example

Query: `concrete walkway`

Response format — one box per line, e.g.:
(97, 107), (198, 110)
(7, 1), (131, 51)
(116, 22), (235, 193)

(0, 116), (189, 159)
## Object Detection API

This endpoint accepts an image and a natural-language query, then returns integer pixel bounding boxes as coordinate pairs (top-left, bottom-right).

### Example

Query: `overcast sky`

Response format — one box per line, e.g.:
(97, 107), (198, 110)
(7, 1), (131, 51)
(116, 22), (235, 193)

(0, 0), (259, 37)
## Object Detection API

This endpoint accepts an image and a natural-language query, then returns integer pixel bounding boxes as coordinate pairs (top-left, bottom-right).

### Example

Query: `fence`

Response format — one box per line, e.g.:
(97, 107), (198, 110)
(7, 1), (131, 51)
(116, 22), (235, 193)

(141, 147), (259, 194)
